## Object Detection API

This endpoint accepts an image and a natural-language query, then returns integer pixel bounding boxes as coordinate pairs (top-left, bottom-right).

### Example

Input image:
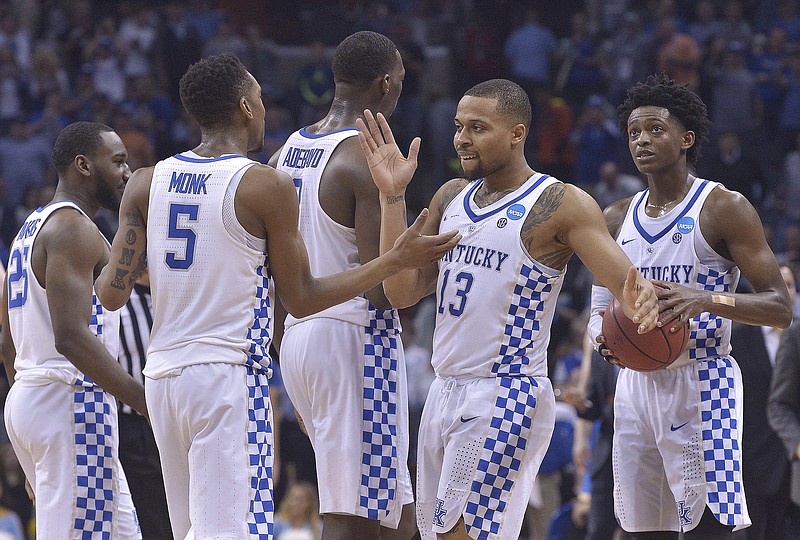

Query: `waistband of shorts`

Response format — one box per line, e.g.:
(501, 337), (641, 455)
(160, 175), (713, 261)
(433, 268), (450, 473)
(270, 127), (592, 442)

(435, 373), (547, 387)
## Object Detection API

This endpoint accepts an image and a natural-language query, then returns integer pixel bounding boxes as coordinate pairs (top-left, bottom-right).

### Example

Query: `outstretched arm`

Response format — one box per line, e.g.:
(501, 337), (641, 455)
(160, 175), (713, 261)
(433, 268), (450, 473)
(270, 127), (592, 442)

(249, 165), (459, 317)
(356, 110), (449, 307)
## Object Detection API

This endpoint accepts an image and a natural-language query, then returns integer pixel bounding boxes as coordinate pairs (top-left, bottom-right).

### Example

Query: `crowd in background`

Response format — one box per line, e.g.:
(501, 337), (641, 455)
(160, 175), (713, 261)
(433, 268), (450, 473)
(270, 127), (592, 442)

(0, 0), (798, 538)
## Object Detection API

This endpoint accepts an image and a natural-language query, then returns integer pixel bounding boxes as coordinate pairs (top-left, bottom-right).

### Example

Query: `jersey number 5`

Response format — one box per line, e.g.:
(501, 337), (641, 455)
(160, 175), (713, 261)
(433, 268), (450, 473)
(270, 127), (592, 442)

(166, 203), (199, 270)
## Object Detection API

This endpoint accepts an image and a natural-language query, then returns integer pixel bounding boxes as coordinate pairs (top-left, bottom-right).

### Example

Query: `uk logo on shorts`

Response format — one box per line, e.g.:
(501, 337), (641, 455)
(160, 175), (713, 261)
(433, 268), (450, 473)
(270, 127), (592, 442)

(506, 204), (525, 221)
(677, 216), (695, 234)
(677, 500), (692, 526)
(433, 498), (447, 527)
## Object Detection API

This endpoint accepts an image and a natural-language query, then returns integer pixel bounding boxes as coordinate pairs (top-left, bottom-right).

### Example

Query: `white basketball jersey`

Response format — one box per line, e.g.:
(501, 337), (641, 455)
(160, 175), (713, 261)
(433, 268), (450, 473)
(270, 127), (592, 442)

(7, 201), (120, 384)
(431, 174), (565, 379)
(617, 178), (740, 362)
(145, 152), (273, 378)
(276, 128), (372, 328)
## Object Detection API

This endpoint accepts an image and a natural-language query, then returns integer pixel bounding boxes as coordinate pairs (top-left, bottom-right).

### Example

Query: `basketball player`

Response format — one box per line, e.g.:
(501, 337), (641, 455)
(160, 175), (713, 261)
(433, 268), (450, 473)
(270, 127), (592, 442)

(1, 121), (145, 538)
(588, 74), (793, 539)
(267, 31), (415, 540)
(94, 53), (459, 540)
(356, 79), (660, 540)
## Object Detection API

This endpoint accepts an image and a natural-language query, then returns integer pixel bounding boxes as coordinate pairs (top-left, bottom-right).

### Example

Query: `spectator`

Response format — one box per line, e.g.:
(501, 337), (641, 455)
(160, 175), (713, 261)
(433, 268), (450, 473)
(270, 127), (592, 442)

(570, 94), (621, 190)
(767, 266), (800, 536)
(202, 13), (248, 59)
(0, 13), (30, 71)
(657, 30), (702, 91)
(117, 4), (158, 79)
(717, 0), (754, 50)
(294, 41), (334, 126)
(389, 17), (425, 152)
(274, 482), (321, 540)
(0, 118), (51, 209)
(554, 11), (607, 112)
(503, 8), (557, 96)
(155, 1), (202, 102)
(708, 41), (758, 137)
(603, 11), (649, 106)
(780, 50), (800, 150)
(531, 85), (576, 184)
(770, 0), (800, 44)
(24, 47), (71, 115)
(697, 130), (767, 210)
(689, 0), (722, 51)
(592, 161), (644, 211)
(0, 45), (22, 132)
(750, 28), (791, 139)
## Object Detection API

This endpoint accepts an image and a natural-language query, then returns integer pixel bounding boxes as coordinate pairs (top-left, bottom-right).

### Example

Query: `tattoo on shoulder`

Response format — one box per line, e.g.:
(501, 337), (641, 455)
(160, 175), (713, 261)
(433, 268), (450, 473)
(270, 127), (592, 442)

(521, 184), (566, 235)
(439, 180), (468, 213)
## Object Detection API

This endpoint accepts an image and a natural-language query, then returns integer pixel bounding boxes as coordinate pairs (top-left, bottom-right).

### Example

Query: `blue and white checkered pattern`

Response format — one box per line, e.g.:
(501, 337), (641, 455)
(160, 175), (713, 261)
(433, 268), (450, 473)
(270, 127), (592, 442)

(89, 293), (105, 337)
(246, 367), (274, 539)
(359, 308), (400, 521)
(495, 264), (556, 376)
(690, 266), (735, 360)
(73, 382), (116, 538)
(246, 259), (273, 375)
(698, 357), (743, 526)
(464, 377), (537, 540)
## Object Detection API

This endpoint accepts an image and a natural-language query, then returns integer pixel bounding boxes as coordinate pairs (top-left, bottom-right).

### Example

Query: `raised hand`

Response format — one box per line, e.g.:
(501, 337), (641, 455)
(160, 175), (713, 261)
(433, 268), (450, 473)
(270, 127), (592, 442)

(356, 109), (421, 195)
(390, 208), (461, 268)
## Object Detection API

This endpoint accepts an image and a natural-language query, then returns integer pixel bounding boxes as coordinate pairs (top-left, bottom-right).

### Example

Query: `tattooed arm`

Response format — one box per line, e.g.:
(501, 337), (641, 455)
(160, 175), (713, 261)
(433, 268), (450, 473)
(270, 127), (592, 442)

(522, 183), (658, 333)
(96, 167), (152, 310)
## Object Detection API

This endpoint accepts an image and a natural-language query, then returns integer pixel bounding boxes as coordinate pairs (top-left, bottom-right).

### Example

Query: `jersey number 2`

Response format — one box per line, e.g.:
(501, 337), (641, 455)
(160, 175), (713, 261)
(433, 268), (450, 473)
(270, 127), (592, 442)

(166, 203), (199, 270)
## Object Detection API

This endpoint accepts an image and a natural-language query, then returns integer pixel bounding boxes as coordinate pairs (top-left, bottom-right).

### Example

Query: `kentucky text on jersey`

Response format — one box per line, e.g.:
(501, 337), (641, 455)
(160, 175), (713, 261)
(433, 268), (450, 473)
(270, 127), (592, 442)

(638, 264), (694, 283)
(168, 171), (210, 194)
(282, 147), (325, 169)
(441, 243), (510, 272)
(17, 218), (41, 240)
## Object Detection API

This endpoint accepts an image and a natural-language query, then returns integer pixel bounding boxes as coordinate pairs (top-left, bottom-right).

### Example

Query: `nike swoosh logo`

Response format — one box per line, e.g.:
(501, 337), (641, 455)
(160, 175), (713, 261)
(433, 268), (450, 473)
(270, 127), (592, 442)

(621, 239), (635, 245)
(460, 416), (478, 423)
(670, 421), (690, 431)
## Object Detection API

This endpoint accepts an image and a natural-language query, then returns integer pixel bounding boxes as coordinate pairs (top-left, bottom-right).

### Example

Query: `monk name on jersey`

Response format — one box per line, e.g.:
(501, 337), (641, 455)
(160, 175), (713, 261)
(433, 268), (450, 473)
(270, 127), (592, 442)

(440, 243), (510, 272)
(168, 171), (210, 195)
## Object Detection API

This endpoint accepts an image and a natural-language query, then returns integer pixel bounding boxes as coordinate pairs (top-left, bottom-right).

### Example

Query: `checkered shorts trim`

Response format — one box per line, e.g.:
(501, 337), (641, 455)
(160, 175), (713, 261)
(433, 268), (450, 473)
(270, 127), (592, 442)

(72, 382), (116, 538)
(464, 377), (538, 540)
(89, 293), (105, 338)
(495, 264), (557, 376)
(246, 259), (273, 375)
(359, 308), (400, 521)
(698, 356), (743, 526)
(246, 366), (274, 538)
(690, 265), (735, 360)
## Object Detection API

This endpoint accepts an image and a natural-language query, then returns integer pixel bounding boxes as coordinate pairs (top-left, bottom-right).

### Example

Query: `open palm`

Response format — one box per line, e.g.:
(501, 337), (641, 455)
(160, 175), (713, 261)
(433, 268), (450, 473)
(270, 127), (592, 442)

(356, 109), (420, 195)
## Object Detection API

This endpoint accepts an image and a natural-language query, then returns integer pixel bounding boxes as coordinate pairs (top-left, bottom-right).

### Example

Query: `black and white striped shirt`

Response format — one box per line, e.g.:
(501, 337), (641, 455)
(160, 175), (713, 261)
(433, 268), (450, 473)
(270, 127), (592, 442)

(118, 284), (153, 415)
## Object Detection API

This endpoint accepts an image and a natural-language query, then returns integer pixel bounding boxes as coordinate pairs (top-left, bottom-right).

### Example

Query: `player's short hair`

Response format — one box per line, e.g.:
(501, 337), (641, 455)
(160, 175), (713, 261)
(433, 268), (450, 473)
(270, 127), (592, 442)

(464, 79), (532, 129)
(332, 31), (398, 87)
(179, 53), (252, 129)
(52, 121), (115, 174)
(618, 74), (711, 165)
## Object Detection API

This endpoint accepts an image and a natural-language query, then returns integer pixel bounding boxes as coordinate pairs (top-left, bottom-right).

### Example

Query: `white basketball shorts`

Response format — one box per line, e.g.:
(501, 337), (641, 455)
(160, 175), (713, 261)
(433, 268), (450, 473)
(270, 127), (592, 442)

(280, 315), (413, 528)
(415, 375), (555, 540)
(4, 378), (141, 539)
(146, 362), (274, 539)
(613, 356), (751, 533)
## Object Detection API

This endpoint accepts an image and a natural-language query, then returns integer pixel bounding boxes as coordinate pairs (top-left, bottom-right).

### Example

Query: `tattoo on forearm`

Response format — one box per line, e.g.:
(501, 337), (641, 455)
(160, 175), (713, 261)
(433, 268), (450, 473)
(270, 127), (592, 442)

(125, 212), (143, 226)
(125, 229), (137, 245)
(119, 247), (134, 266)
(386, 194), (405, 204)
(111, 268), (129, 290)
(127, 254), (148, 286)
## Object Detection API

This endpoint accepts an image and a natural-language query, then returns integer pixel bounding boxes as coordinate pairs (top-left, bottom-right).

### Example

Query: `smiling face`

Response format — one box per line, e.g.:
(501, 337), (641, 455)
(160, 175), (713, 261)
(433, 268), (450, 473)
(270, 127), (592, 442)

(92, 131), (130, 212)
(453, 95), (522, 182)
(626, 106), (694, 176)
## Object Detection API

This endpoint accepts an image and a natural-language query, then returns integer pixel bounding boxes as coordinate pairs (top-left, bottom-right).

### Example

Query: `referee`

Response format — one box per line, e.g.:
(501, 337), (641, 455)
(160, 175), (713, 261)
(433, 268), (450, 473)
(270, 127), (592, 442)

(117, 271), (173, 539)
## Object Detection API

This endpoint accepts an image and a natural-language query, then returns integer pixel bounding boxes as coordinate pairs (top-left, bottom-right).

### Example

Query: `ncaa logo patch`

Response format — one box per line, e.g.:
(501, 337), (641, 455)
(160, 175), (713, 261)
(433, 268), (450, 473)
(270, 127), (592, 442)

(506, 203), (525, 220)
(497, 217), (508, 228)
(677, 216), (694, 234)
(672, 232), (682, 244)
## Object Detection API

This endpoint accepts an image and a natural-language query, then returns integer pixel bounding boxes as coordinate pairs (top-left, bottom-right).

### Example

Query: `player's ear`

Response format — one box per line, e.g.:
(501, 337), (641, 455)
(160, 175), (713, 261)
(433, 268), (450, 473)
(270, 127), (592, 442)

(381, 73), (390, 96)
(74, 154), (91, 177)
(681, 130), (695, 151)
(511, 123), (526, 145)
(241, 96), (253, 119)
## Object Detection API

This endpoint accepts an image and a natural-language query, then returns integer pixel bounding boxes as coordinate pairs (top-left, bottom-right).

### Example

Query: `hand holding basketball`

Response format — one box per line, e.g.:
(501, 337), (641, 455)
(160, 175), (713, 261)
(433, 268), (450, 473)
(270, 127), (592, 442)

(600, 294), (689, 371)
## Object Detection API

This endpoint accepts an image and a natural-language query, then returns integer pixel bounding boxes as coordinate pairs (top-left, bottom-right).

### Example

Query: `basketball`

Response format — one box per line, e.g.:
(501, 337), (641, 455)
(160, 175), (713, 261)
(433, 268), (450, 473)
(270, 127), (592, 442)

(601, 297), (689, 371)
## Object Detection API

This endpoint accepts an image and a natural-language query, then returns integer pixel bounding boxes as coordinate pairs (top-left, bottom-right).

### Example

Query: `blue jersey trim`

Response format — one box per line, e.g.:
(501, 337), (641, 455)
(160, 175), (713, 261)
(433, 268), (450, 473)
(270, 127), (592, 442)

(462, 175), (551, 222)
(173, 153), (247, 163)
(298, 127), (359, 139)
(632, 180), (710, 243)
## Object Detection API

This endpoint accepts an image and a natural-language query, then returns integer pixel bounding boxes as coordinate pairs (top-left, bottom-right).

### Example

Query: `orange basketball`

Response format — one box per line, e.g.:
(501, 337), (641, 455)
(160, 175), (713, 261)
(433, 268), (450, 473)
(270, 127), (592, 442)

(601, 298), (689, 371)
